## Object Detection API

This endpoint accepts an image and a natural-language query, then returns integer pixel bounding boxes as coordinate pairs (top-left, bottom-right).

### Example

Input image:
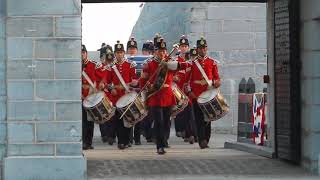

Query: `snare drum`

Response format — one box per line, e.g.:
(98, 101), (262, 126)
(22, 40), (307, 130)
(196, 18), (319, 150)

(197, 88), (229, 122)
(116, 92), (148, 128)
(171, 84), (189, 119)
(83, 91), (116, 124)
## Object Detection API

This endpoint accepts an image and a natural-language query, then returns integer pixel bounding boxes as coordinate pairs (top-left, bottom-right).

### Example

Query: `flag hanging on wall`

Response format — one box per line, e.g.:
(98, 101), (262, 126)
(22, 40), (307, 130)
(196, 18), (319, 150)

(252, 93), (266, 145)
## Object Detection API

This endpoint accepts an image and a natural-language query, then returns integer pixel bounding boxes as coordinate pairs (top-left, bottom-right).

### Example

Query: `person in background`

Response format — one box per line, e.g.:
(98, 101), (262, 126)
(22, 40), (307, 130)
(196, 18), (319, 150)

(187, 37), (221, 149)
(81, 44), (99, 150)
(106, 40), (138, 149)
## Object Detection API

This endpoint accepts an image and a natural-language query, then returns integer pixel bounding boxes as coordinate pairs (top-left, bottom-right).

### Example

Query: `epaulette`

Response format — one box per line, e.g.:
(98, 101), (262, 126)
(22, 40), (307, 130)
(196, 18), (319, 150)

(102, 64), (112, 71)
(149, 56), (158, 62)
(91, 60), (102, 69)
(142, 57), (152, 65)
(129, 60), (137, 68)
(207, 56), (220, 64)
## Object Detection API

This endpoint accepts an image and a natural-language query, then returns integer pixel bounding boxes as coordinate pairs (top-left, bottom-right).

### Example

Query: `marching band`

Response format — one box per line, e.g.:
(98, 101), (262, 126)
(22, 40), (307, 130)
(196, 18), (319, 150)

(82, 34), (229, 154)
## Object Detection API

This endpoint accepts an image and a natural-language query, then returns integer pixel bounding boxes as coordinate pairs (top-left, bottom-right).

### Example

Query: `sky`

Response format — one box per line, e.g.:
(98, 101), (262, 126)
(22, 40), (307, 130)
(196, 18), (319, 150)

(82, 3), (143, 51)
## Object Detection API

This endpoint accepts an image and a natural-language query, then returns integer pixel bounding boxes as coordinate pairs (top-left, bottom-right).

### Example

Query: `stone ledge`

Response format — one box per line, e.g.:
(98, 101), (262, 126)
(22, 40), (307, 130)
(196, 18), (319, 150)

(4, 156), (87, 180)
(224, 141), (275, 159)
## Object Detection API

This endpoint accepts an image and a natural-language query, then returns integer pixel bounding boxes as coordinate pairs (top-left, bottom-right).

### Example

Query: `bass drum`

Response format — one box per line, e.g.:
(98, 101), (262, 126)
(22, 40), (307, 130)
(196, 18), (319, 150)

(83, 91), (116, 124)
(197, 88), (229, 122)
(116, 91), (148, 128)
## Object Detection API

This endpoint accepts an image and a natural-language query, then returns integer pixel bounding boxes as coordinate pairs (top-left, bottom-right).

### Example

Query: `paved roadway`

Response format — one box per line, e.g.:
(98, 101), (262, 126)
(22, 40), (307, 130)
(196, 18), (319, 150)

(84, 127), (318, 180)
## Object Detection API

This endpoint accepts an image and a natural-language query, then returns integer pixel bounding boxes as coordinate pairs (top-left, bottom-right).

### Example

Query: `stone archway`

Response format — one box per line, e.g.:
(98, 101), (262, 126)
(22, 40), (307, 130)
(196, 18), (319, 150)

(1, 0), (320, 179)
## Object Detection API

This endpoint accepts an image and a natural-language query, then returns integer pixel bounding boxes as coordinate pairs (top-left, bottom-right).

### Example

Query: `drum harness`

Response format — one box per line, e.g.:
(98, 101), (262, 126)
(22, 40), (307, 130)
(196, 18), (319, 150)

(111, 63), (130, 93)
(82, 70), (98, 104)
(193, 58), (216, 125)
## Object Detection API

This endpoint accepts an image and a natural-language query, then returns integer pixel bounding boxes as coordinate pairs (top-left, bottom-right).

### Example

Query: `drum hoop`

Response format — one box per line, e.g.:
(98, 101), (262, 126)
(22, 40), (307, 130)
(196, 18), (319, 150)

(83, 91), (105, 107)
(197, 88), (219, 104)
(116, 92), (138, 108)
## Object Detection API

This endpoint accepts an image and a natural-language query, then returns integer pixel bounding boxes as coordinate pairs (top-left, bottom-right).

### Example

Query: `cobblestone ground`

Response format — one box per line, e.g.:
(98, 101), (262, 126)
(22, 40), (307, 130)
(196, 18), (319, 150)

(84, 126), (318, 180)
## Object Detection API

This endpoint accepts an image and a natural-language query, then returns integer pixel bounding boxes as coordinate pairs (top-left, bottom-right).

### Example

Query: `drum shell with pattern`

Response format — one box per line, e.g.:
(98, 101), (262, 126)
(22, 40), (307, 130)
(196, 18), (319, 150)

(197, 88), (229, 122)
(116, 91), (148, 128)
(83, 91), (116, 124)
(171, 84), (189, 119)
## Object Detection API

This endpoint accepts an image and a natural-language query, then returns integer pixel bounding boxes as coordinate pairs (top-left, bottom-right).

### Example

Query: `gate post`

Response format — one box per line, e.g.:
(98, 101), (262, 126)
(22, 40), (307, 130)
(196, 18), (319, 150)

(3, 1), (86, 179)
(237, 78), (247, 142)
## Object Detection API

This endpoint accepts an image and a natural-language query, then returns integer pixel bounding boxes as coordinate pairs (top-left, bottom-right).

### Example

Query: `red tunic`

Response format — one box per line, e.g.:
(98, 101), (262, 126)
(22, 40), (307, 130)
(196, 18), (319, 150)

(189, 56), (220, 98)
(142, 58), (188, 107)
(174, 56), (188, 90)
(174, 56), (194, 105)
(82, 60), (97, 99)
(106, 60), (137, 104)
(95, 63), (115, 104)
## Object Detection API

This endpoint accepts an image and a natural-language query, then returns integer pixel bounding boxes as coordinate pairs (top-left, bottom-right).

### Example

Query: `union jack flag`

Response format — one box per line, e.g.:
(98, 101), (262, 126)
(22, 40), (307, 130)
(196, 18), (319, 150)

(252, 93), (266, 145)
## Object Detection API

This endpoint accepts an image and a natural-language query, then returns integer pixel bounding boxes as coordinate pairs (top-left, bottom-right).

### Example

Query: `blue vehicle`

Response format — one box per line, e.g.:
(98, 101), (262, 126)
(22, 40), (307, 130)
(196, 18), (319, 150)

(127, 55), (152, 77)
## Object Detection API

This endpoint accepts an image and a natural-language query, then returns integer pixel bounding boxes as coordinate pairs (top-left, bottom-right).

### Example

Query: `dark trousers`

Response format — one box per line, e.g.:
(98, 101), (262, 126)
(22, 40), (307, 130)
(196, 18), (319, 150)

(193, 102), (211, 144)
(165, 118), (171, 141)
(175, 104), (197, 138)
(174, 112), (185, 134)
(100, 116), (117, 139)
(129, 121), (142, 143)
(143, 114), (154, 140)
(150, 106), (171, 149)
(82, 107), (94, 146)
(129, 127), (133, 144)
(134, 122), (142, 142)
(114, 110), (130, 145)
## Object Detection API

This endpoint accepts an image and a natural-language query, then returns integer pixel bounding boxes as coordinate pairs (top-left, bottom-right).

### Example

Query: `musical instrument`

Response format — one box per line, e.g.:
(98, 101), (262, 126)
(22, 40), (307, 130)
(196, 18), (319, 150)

(83, 91), (116, 124)
(146, 44), (180, 98)
(116, 91), (148, 128)
(171, 83), (189, 119)
(119, 44), (180, 120)
(197, 88), (229, 122)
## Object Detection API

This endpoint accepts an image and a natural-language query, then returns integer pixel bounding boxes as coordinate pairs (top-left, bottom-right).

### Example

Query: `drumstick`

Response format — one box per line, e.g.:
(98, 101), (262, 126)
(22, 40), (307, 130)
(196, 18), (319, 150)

(119, 44), (179, 119)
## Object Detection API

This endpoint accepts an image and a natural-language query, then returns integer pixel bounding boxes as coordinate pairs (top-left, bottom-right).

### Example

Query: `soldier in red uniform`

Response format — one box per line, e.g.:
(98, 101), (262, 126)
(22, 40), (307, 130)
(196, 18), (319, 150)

(125, 37), (143, 146)
(127, 37), (138, 56)
(142, 41), (151, 56)
(140, 34), (161, 143)
(82, 44), (98, 150)
(173, 35), (189, 139)
(142, 40), (154, 56)
(173, 35), (197, 144)
(106, 40), (138, 149)
(187, 37), (221, 149)
(185, 47), (199, 143)
(141, 38), (187, 154)
(95, 46), (117, 145)
(97, 42), (107, 62)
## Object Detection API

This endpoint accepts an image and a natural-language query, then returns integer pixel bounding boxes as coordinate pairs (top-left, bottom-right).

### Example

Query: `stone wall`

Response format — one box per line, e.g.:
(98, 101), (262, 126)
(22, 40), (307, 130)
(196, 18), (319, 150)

(131, 2), (193, 51)
(0, 0), (6, 178)
(131, 2), (267, 134)
(189, 2), (267, 134)
(3, 0), (86, 179)
(300, 0), (320, 174)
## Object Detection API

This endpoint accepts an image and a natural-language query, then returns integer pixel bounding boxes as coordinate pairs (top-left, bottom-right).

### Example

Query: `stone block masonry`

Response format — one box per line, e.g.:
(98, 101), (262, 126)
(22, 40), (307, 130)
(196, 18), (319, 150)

(300, 0), (320, 174)
(0, 0), (6, 178)
(3, 0), (86, 179)
(131, 2), (267, 134)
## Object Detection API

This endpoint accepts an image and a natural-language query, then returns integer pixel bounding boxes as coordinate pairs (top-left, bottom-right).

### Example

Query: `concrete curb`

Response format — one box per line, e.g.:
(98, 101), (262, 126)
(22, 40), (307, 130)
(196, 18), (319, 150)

(224, 141), (275, 159)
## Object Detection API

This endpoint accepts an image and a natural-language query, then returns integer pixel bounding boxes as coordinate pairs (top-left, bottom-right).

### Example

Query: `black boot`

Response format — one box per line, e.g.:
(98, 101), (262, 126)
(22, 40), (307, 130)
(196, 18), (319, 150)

(157, 148), (166, 155)
(118, 144), (126, 150)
